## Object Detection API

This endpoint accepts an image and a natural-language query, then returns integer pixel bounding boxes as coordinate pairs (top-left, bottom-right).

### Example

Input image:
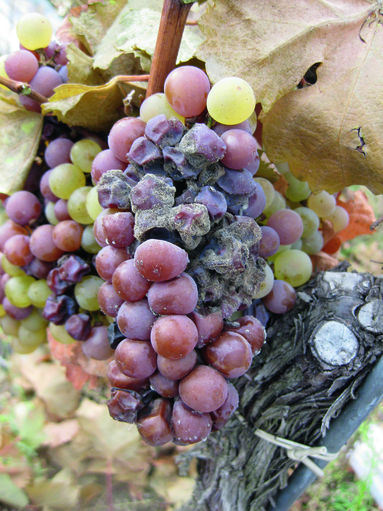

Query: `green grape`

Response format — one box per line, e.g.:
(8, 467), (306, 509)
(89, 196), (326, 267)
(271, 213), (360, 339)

(49, 163), (86, 200)
(16, 13), (52, 50)
(67, 186), (93, 224)
(1, 254), (25, 276)
(284, 173), (311, 202)
(86, 186), (103, 221)
(254, 177), (275, 209)
(81, 225), (101, 254)
(301, 230), (324, 255)
(291, 239), (302, 250)
(1, 315), (19, 336)
(70, 139), (102, 173)
(207, 77), (256, 125)
(21, 309), (48, 332)
(274, 249), (313, 288)
(0, 304), (5, 318)
(18, 325), (46, 348)
(263, 190), (286, 218)
(49, 323), (76, 344)
(307, 191), (336, 218)
(275, 162), (290, 175)
(12, 337), (38, 354)
(45, 201), (59, 225)
(5, 275), (35, 307)
(267, 243), (291, 264)
(254, 263), (274, 299)
(27, 279), (51, 308)
(75, 275), (103, 311)
(294, 207), (320, 238)
(140, 92), (185, 123)
(323, 205), (349, 233)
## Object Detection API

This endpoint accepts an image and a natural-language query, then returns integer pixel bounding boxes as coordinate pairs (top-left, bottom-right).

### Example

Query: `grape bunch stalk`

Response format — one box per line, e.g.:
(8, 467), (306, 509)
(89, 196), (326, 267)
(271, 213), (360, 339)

(0, 10), (352, 447)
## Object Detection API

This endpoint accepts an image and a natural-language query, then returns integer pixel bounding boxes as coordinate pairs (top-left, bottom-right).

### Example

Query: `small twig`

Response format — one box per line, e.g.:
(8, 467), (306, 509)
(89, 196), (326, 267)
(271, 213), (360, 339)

(114, 74), (150, 83)
(106, 457), (114, 511)
(0, 75), (48, 103)
(146, 0), (192, 97)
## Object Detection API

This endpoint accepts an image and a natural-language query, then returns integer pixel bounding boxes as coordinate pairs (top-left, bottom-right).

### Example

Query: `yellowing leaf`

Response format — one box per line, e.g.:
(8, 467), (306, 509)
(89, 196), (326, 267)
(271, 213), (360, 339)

(0, 93), (42, 195)
(0, 473), (29, 508)
(197, 0), (373, 111)
(41, 77), (146, 131)
(259, 2), (383, 193)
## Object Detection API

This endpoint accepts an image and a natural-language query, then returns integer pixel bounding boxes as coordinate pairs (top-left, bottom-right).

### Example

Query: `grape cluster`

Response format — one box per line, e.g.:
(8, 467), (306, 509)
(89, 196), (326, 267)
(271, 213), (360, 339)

(88, 65), (349, 445)
(0, 133), (114, 359)
(3, 13), (68, 112)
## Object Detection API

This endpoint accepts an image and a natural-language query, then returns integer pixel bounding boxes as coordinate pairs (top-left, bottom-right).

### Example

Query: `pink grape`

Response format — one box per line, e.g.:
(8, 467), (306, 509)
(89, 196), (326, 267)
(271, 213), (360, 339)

(179, 365), (228, 413)
(134, 239), (189, 282)
(164, 66), (210, 117)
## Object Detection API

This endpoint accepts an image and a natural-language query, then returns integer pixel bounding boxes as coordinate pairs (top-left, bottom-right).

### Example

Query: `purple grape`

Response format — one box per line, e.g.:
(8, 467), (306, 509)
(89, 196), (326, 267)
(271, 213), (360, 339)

(40, 170), (59, 202)
(213, 120), (252, 136)
(44, 138), (73, 168)
(137, 398), (173, 445)
(107, 389), (143, 423)
(5, 50), (38, 82)
(42, 294), (77, 324)
(30, 66), (63, 98)
(149, 372), (178, 398)
(130, 174), (175, 212)
(217, 168), (257, 196)
(3, 298), (33, 320)
(97, 170), (132, 210)
(243, 183), (267, 218)
(58, 65), (68, 83)
(263, 280), (296, 314)
(108, 117), (146, 163)
(47, 267), (72, 295)
(65, 313), (91, 340)
(97, 282), (124, 317)
(144, 114), (184, 147)
(267, 209), (304, 245)
(58, 255), (90, 284)
(117, 299), (155, 341)
(221, 129), (258, 170)
(244, 150), (260, 176)
(5, 191), (42, 225)
(211, 383), (239, 430)
(82, 326), (114, 360)
(25, 258), (53, 279)
(179, 123), (226, 165)
(162, 146), (197, 179)
(195, 186), (227, 221)
(259, 226), (280, 258)
(127, 137), (162, 166)
(91, 149), (125, 184)
(171, 400), (212, 445)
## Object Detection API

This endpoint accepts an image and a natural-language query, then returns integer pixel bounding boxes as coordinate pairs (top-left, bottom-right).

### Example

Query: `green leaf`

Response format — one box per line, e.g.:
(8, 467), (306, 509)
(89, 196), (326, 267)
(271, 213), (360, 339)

(41, 77), (146, 132)
(13, 402), (46, 451)
(0, 473), (29, 508)
(0, 93), (42, 196)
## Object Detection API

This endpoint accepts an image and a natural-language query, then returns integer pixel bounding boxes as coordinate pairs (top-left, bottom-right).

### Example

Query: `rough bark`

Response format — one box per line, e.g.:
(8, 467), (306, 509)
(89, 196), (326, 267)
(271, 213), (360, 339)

(177, 265), (383, 511)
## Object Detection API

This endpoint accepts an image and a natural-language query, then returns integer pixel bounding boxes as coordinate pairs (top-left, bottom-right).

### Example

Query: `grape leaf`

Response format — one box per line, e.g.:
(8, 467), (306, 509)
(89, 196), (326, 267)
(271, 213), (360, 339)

(259, 2), (383, 193)
(41, 77), (146, 131)
(71, 0), (203, 73)
(0, 474), (29, 508)
(0, 93), (42, 195)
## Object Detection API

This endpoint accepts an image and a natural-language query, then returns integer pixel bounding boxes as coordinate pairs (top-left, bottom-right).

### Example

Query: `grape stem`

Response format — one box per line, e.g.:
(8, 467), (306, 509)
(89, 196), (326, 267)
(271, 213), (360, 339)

(146, 0), (192, 98)
(114, 75), (151, 83)
(0, 75), (48, 104)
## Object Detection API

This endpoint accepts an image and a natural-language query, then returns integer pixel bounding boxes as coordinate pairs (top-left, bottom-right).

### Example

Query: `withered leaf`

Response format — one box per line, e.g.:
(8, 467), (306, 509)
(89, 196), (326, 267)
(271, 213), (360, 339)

(0, 92), (42, 195)
(41, 77), (146, 131)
